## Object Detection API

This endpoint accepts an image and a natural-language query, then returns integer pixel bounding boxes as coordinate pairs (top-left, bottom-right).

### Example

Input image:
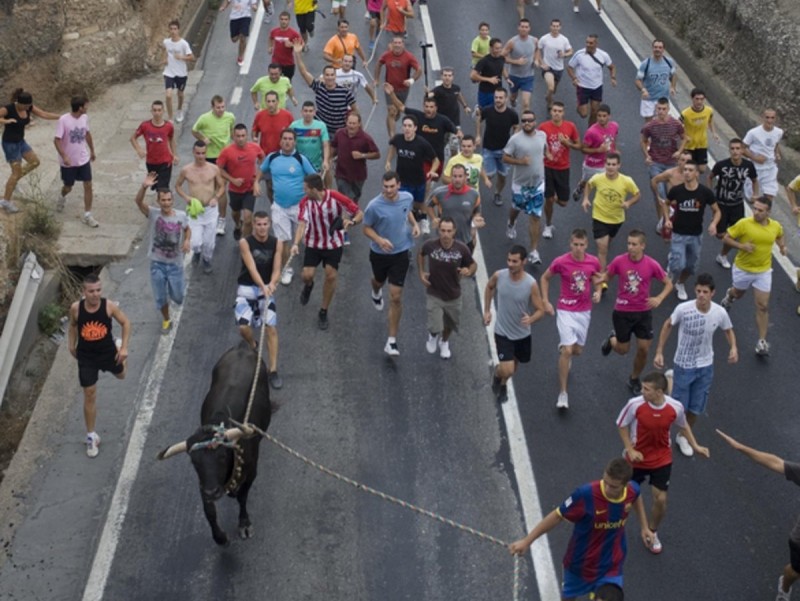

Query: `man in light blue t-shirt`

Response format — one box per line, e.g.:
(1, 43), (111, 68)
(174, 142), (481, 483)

(635, 39), (676, 121)
(362, 170), (420, 357)
(259, 129), (316, 284)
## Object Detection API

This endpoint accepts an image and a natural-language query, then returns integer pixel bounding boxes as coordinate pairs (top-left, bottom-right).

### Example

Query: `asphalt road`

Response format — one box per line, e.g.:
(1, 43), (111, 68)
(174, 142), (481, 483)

(1, 2), (799, 601)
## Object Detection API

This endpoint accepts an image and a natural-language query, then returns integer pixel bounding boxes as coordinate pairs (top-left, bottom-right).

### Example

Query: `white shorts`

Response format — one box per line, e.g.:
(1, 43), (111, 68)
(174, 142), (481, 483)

(235, 285), (277, 328)
(332, 0), (348, 6)
(271, 203), (299, 241)
(556, 309), (591, 347)
(581, 164), (604, 182)
(640, 99), (657, 118)
(731, 264), (772, 293)
(746, 163), (779, 197)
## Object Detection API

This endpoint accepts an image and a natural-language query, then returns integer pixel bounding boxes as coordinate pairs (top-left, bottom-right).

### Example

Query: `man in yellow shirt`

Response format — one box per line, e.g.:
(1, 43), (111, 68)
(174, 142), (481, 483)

(680, 88), (719, 174)
(250, 63), (299, 109)
(288, 0), (316, 45)
(322, 20), (366, 68)
(581, 153), (640, 271)
(442, 135), (491, 189)
(721, 196), (786, 356)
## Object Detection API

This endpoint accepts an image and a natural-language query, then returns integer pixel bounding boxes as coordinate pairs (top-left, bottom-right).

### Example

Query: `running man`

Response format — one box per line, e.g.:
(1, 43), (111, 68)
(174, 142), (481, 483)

(743, 108), (783, 199)
(219, 0), (258, 66)
(131, 100), (178, 192)
(476, 88), (519, 206)
(680, 88), (719, 173)
(634, 40), (676, 122)
(503, 18), (538, 112)
(573, 103), (618, 202)
(217, 123), (265, 240)
(538, 101), (580, 240)
(161, 19), (194, 122)
(537, 19), (572, 109)
(54, 95), (98, 226)
(567, 35), (616, 125)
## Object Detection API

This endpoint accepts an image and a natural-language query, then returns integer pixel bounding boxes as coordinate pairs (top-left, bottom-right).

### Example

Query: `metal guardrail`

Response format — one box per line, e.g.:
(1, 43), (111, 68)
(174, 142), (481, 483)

(0, 252), (43, 409)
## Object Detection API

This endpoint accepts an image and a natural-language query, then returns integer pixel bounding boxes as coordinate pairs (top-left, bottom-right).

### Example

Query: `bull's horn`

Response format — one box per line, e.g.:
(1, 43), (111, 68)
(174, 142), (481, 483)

(224, 427), (245, 441)
(157, 441), (188, 460)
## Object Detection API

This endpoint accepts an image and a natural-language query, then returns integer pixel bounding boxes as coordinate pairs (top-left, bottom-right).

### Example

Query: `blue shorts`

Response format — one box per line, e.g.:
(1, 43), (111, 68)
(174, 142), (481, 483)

(164, 75), (188, 91)
(512, 181), (545, 217)
(509, 75), (534, 93)
(61, 162), (92, 186)
(667, 233), (702, 277)
(672, 364), (714, 415)
(230, 16), (252, 39)
(150, 261), (185, 310)
(477, 90), (495, 110)
(482, 148), (508, 177)
(562, 569), (624, 599)
(2, 140), (33, 163)
(400, 182), (426, 204)
(576, 85), (603, 106)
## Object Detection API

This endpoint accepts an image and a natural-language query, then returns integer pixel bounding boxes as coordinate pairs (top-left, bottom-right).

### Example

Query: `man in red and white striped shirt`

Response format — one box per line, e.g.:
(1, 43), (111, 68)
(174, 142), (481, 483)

(291, 173), (363, 329)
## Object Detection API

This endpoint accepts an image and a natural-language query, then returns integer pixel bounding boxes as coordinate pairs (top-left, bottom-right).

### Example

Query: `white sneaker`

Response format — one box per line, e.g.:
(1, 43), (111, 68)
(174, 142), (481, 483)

(0, 199), (19, 213)
(648, 531), (663, 554)
(675, 282), (687, 301)
(384, 339), (400, 356)
(438, 339), (451, 359)
(715, 254), (731, 269)
(506, 222), (517, 239)
(82, 213), (100, 228)
(573, 5), (580, 12)
(56, 196), (66, 211)
(755, 338), (770, 356)
(777, 576), (792, 601)
(176, 109), (184, 123)
(420, 219), (431, 235)
(556, 392), (569, 409)
(216, 217), (226, 235)
(280, 266), (294, 285)
(542, 225), (554, 239)
(371, 290), (384, 310)
(527, 250), (541, 264)
(426, 333), (439, 354)
(86, 432), (101, 458)
(675, 433), (694, 457)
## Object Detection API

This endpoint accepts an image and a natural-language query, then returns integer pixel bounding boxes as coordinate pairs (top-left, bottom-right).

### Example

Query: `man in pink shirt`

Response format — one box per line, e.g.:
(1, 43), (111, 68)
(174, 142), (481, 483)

(601, 230), (673, 395)
(540, 228), (603, 409)
(574, 103), (619, 201)
(54, 95), (97, 226)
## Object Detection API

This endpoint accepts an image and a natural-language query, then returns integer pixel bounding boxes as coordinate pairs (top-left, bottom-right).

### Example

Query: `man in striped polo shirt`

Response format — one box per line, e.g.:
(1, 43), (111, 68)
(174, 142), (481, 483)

(290, 174), (363, 330)
(293, 40), (357, 140)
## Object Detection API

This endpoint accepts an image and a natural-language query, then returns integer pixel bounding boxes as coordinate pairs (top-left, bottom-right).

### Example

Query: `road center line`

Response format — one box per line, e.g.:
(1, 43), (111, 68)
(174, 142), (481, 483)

(231, 86), (243, 106)
(240, 2), (265, 76)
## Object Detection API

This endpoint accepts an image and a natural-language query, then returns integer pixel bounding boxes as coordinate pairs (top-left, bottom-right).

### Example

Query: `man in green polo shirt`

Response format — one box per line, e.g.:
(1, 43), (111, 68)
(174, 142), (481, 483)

(250, 63), (299, 110)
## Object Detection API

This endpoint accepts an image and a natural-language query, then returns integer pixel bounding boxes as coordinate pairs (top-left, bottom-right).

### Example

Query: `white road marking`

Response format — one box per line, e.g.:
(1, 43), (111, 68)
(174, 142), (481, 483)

(422, 8), (560, 600)
(81, 253), (194, 601)
(231, 86), (243, 106)
(240, 3), (265, 76)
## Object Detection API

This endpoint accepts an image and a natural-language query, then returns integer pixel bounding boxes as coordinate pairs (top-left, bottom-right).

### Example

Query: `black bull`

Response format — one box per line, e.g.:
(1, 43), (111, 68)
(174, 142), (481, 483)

(158, 342), (272, 546)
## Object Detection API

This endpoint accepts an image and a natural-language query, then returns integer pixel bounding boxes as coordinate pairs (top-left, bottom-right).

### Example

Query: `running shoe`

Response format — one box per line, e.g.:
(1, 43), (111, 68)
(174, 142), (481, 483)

(438, 339), (451, 359)
(527, 250), (541, 264)
(371, 290), (384, 310)
(216, 217), (226, 236)
(161, 319), (172, 335)
(86, 432), (101, 458)
(202, 259), (212, 274)
(82, 213), (99, 228)
(628, 377), (642, 396)
(675, 433), (694, 457)
(268, 371), (283, 390)
(601, 330), (615, 356)
(777, 576), (792, 601)
(715, 254), (731, 269)
(755, 339), (770, 356)
(0, 199), (19, 213)
(675, 282), (687, 301)
(318, 309), (329, 330)
(506, 222), (517, 239)
(176, 110), (185, 123)
(556, 392), (569, 409)
(426, 333), (439, 354)
(420, 218), (431, 235)
(384, 339), (400, 356)
(300, 282), (314, 305)
(720, 291), (734, 311)
(496, 385), (508, 404)
(542, 225), (554, 239)
(56, 196), (66, 212)
(648, 532), (663, 554)
(493, 193), (503, 206)
(571, 183), (583, 202)
(281, 266), (294, 285)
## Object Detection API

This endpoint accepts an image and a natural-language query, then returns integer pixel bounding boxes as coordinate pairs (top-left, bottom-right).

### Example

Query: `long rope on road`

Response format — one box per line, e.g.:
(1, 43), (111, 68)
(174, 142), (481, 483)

(243, 316), (268, 425)
(231, 419), (525, 600)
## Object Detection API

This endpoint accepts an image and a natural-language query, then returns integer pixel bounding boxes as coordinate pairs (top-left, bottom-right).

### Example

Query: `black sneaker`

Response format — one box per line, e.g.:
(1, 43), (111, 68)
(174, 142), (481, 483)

(497, 385), (508, 404)
(571, 182), (583, 202)
(601, 331), (615, 356)
(318, 309), (329, 330)
(628, 377), (642, 396)
(300, 282), (314, 306)
(192, 251), (201, 265)
(491, 374), (501, 394)
(269, 371), (283, 390)
(233, 227), (242, 241)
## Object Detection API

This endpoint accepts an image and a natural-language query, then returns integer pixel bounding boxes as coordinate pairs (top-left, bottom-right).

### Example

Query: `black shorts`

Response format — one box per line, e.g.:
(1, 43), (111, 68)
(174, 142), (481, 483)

(61, 162), (92, 186)
(716, 203), (744, 236)
(541, 68), (563, 83)
(689, 148), (708, 166)
(230, 16), (252, 39)
(494, 333), (532, 364)
(146, 162), (173, 190)
(612, 309), (654, 343)
(304, 246), (344, 270)
(78, 354), (124, 388)
(592, 219), (622, 240)
(789, 539), (800, 573)
(577, 85), (603, 105)
(163, 75), (188, 91)
(229, 190), (256, 212)
(205, 157), (217, 165)
(370, 249), (410, 287)
(296, 11), (315, 35)
(280, 64), (296, 80)
(545, 167), (570, 202)
(632, 463), (671, 491)
(336, 178), (364, 203)
(368, 10), (381, 19)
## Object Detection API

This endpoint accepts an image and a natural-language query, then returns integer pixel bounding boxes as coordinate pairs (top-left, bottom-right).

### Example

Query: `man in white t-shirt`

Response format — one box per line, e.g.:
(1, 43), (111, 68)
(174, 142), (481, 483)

(220, 0), (258, 66)
(566, 34), (616, 125)
(162, 20), (194, 123)
(54, 96), (97, 226)
(743, 108), (784, 198)
(335, 54), (378, 105)
(653, 272), (737, 456)
(537, 19), (572, 109)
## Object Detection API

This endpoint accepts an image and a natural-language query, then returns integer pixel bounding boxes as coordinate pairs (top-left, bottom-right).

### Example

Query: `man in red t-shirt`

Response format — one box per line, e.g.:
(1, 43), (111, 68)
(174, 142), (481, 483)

(374, 35), (422, 137)
(268, 11), (301, 80)
(537, 101), (580, 239)
(381, 0), (414, 35)
(616, 371), (708, 555)
(218, 124), (265, 239)
(130, 100), (177, 190)
(251, 90), (293, 203)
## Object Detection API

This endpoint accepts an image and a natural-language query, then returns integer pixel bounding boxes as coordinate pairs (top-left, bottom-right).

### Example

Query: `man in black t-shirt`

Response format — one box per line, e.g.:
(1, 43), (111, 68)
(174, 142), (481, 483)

(476, 88), (519, 206)
(385, 114), (438, 230)
(707, 138), (759, 269)
(428, 68), (471, 127)
(663, 161), (720, 300)
(470, 38), (509, 110)
(236, 211), (284, 389)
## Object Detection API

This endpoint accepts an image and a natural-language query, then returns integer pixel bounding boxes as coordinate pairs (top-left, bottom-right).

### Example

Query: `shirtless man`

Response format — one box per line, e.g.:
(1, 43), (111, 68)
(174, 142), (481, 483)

(175, 141), (225, 273)
(650, 149), (691, 236)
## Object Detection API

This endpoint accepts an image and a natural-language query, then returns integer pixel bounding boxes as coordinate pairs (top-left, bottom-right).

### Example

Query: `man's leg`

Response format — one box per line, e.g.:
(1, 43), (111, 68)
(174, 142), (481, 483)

(496, 172), (506, 195)
(387, 283), (403, 337)
(650, 486), (668, 530)
(753, 288), (771, 340)
(527, 214), (541, 251)
(321, 264), (338, 311)
(165, 87), (175, 120)
(241, 208), (253, 237)
(83, 385), (98, 433)
(544, 72), (556, 108)
(576, 102), (589, 120)
(177, 88), (185, 112)
(265, 325), (279, 373)
(544, 195), (556, 227)
(82, 180), (93, 213)
(239, 324), (256, 348)
(589, 99), (601, 125)
(558, 344), (574, 393)
(632, 338), (652, 380)
(595, 234), (610, 270)
(495, 359), (517, 385)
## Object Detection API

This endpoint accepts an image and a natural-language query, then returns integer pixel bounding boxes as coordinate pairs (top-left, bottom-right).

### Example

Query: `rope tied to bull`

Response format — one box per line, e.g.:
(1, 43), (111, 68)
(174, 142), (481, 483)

(231, 419), (524, 600)
(242, 316), (269, 427)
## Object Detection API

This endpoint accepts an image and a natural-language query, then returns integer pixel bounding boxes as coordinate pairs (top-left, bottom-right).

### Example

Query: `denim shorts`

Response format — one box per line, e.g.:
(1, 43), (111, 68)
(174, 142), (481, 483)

(672, 364), (714, 415)
(668, 233), (702, 277)
(2, 140), (33, 163)
(482, 148), (508, 177)
(150, 261), (185, 310)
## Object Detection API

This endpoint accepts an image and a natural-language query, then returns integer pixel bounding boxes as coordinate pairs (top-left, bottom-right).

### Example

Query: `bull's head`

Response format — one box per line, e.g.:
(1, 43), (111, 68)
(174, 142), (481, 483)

(157, 424), (245, 459)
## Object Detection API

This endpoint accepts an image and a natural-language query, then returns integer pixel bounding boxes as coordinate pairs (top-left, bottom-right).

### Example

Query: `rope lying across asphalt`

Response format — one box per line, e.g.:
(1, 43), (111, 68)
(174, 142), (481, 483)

(230, 419), (524, 600)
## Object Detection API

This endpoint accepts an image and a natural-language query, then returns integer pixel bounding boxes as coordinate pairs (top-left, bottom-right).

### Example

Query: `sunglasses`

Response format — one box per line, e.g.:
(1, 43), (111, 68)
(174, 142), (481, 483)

(520, 118), (536, 123)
